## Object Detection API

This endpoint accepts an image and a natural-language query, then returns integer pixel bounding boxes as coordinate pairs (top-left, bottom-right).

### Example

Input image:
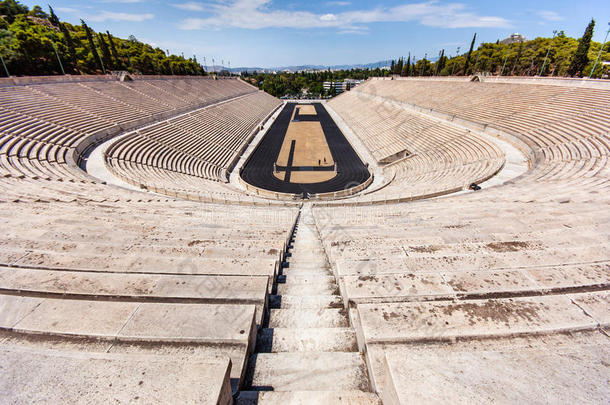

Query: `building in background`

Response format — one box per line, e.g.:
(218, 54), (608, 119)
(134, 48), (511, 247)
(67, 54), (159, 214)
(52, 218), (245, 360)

(323, 79), (364, 95)
(501, 33), (527, 44)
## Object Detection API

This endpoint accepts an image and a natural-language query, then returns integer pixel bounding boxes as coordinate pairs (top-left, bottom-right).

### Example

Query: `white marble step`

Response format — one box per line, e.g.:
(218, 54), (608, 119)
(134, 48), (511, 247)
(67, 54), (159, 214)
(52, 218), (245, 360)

(250, 352), (369, 392)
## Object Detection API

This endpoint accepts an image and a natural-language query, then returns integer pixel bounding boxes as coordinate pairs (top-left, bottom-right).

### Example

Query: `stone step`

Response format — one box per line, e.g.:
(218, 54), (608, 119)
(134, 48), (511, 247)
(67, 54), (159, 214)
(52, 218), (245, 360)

(0, 267), (270, 325)
(294, 231), (318, 237)
(372, 333), (609, 405)
(289, 258), (328, 265)
(287, 265), (330, 273)
(0, 295), (256, 387)
(293, 243), (323, 249)
(355, 293), (605, 344)
(269, 294), (343, 309)
(269, 308), (348, 328)
(290, 244), (322, 250)
(257, 328), (358, 352)
(249, 352), (370, 392)
(286, 264), (331, 272)
(280, 275), (336, 285)
(276, 282), (337, 296)
(291, 240), (323, 246)
(288, 257), (328, 266)
(0, 295), (256, 346)
(281, 269), (333, 277)
(277, 270), (335, 284)
(3, 345), (234, 405)
(236, 390), (381, 404)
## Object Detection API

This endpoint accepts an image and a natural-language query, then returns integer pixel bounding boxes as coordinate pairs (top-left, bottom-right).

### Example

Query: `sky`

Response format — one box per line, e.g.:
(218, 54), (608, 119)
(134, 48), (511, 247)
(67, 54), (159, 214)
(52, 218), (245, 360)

(19, 0), (610, 67)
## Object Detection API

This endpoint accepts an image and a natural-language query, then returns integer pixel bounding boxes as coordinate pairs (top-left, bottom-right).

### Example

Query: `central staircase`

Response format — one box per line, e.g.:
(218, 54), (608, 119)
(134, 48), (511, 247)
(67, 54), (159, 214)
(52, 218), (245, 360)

(237, 204), (380, 404)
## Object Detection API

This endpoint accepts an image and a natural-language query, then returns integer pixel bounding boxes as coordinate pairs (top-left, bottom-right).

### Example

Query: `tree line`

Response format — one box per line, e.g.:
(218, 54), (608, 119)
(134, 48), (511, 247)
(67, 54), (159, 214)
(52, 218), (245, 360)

(243, 20), (608, 99)
(241, 68), (380, 99)
(387, 20), (608, 78)
(0, 0), (205, 76)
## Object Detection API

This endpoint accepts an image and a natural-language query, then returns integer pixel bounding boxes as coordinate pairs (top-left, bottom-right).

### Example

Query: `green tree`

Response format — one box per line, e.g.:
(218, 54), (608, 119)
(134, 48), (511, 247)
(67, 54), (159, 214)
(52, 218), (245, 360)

(463, 33), (476, 75)
(401, 55), (409, 76)
(414, 58), (433, 76)
(510, 40), (524, 75)
(568, 19), (595, 77)
(0, 0), (28, 23)
(27, 5), (47, 18)
(47, 5), (59, 26)
(81, 20), (104, 73)
(96, 32), (113, 70)
(436, 49), (446, 73)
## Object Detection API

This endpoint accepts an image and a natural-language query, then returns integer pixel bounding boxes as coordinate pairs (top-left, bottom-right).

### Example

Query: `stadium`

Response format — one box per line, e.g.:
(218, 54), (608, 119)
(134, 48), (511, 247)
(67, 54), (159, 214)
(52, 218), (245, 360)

(1, 1), (609, 404)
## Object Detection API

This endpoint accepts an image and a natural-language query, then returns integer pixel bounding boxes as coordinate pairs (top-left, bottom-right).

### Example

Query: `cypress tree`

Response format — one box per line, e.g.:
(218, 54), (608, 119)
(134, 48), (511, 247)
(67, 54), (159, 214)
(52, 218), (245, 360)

(81, 20), (105, 74)
(97, 32), (114, 70)
(396, 57), (403, 75)
(404, 54), (411, 77)
(48, 5), (60, 26)
(463, 33), (476, 75)
(59, 23), (78, 73)
(437, 49), (446, 73)
(568, 19), (595, 77)
(106, 31), (123, 69)
(50, 7), (78, 73)
(390, 60), (395, 74)
(401, 61), (408, 76)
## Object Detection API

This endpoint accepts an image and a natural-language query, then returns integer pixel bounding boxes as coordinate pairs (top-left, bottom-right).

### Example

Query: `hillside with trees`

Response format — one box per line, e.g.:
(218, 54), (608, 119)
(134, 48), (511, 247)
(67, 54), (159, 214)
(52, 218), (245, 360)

(0, 0), (204, 76)
(388, 20), (608, 79)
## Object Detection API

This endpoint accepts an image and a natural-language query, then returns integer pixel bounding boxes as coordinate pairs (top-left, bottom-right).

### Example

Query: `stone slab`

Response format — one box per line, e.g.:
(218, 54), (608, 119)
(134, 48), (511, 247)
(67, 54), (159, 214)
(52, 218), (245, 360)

(526, 263), (610, 290)
(0, 267), (269, 324)
(2, 295), (256, 346)
(4, 252), (278, 277)
(269, 308), (348, 328)
(0, 345), (233, 404)
(0, 267), (268, 302)
(13, 298), (138, 338)
(119, 302), (256, 345)
(441, 269), (539, 297)
(378, 334), (610, 404)
(572, 291), (610, 326)
(269, 294), (343, 309)
(0, 295), (45, 328)
(342, 273), (454, 303)
(259, 328), (358, 352)
(251, 352), (370, 392)
(357, 294), (599, 344)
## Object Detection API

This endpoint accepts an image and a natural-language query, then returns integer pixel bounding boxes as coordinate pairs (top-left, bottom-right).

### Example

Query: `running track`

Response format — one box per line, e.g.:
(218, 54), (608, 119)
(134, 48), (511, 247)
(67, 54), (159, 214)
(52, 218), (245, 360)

(240, 103), (370, 195)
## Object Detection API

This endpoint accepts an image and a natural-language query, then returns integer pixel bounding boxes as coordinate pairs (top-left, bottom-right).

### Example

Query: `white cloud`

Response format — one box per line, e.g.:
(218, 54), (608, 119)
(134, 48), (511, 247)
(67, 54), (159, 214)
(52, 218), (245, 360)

(537, 10), (564, 22)
(172, 2), (206, 12)
(320, 13), (337, 21)
(179, 0), (510, 31)
(327, 1), (351, 6)
(89, 11), (154, 22)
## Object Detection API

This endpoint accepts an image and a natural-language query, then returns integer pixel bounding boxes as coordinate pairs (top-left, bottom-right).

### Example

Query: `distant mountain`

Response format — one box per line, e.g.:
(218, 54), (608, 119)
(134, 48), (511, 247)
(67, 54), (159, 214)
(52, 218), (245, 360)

(225, 60), (394, 73)
(219, 58), (446, 74)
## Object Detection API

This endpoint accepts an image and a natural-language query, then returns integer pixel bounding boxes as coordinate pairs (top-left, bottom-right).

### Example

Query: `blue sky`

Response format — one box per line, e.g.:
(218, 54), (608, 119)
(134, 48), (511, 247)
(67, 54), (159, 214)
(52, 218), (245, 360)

(20, 0), (610, 67)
